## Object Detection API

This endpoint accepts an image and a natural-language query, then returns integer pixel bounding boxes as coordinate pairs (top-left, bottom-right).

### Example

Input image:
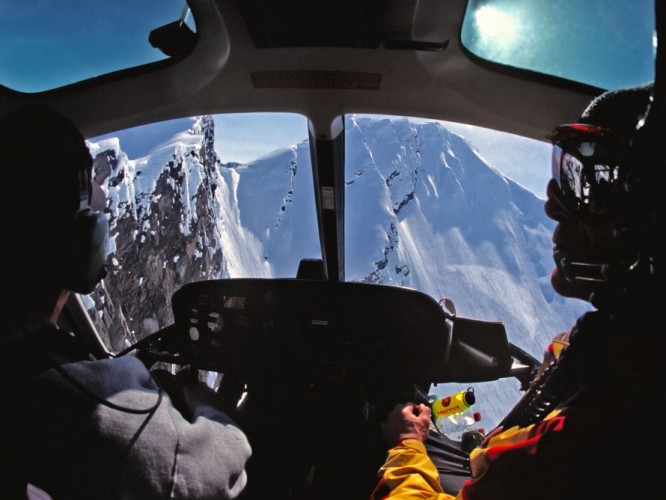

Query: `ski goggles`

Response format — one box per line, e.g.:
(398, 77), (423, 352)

(550, 123), (631, 216)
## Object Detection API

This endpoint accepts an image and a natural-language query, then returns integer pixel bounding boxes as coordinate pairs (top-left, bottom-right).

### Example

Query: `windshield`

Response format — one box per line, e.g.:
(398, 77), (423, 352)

(84, 112), (591, 429)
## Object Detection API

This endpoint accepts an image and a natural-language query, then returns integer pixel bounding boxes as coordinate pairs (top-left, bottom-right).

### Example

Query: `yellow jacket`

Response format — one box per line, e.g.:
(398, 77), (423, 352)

(371, 438), (457, 499)
(371, 410), (565, 500)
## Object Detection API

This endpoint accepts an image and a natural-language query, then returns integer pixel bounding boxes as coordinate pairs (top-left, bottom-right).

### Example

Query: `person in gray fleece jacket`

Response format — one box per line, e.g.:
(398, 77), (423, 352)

(0, 104), (252, 499)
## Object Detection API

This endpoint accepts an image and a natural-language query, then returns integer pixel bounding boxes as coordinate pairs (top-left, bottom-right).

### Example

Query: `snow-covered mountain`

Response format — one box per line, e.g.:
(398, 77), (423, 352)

(343, 115), (589, 352)
(84, 114), (591, 427)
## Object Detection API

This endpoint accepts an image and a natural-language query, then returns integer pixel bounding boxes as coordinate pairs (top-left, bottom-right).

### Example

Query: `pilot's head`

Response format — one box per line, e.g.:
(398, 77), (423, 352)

(545, 82), (659, 307)
(0, 104), (108, 309)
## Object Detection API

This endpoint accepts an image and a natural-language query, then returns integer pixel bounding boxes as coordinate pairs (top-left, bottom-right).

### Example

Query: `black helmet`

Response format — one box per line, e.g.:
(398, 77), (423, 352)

(549, 81), (662, 310)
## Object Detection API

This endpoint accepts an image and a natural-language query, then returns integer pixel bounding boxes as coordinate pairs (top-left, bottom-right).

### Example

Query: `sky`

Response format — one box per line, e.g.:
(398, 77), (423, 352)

(442, 122), (551, 199)
(462, 0), (654, 90)
(0, 1), (189, 93)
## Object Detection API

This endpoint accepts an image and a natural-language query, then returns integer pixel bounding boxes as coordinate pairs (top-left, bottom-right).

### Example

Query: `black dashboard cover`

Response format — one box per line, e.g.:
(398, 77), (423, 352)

(169, 278), (452, 383)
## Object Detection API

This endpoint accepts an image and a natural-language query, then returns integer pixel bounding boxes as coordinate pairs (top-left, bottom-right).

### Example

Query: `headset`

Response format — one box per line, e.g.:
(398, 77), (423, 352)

(56, 167), (110, 295)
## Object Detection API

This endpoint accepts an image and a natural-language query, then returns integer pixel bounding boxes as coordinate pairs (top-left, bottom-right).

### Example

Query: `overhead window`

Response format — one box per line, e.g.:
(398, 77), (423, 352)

(461, 0), (655, 90)
(0, 0), (192, 92)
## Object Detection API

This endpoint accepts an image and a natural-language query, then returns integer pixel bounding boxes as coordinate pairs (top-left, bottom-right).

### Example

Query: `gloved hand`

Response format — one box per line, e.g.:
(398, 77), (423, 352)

(381, 402), (431, 447)
(151, 368), (221, 420)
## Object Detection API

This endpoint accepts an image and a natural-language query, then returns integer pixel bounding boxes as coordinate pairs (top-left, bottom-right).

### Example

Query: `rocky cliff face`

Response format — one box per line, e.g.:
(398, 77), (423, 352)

(87, 117), (225, 351)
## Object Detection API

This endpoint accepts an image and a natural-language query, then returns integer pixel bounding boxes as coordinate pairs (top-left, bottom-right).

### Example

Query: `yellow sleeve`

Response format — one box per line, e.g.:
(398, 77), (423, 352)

(371, 439), (457, 499)
(468, 409), (564, 480)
